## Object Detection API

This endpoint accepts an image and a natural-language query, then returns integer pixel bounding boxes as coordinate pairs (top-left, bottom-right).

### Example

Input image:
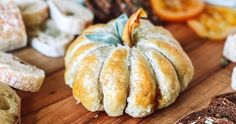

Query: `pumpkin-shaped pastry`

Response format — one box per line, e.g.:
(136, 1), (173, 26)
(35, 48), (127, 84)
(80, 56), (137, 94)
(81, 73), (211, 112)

(65, 9), (194, 117)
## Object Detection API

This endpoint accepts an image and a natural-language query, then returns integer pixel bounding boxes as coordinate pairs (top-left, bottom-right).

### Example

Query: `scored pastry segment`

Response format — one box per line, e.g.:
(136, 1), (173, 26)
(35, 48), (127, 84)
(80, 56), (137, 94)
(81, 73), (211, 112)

(144, 49), (180, 109)
(65, 36), (91, 68)
(134, 20), (182, 49)
(100, 46), (130, 116)
(137, 39), (194, 92)
(72, 46), (114, 112)
(65, 42), (109, 87)
(125, 48), (157, 117)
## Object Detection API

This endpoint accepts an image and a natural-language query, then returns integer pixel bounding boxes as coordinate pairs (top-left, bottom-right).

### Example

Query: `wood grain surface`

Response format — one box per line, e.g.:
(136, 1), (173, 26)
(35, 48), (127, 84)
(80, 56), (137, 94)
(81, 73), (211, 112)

(12, 23), (235, 124)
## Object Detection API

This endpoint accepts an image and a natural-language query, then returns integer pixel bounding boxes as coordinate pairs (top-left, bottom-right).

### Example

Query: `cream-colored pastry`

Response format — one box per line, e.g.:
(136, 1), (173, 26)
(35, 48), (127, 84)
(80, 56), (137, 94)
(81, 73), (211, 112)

(0, 2), (27, 52)
(223, 33), (236, 63)
(136, 27), (194, 92)
(65, 42), (109, 87)
(65, 9), (194, 117)
(144, 49), (180, 109)
(0, 82), (21, 124)
(125, 48), (156, 117)
(100, 46), (130, 116)
(72, 46), (114, 111)
(0, 52), (45, 92)
(48, 0), (93, 35)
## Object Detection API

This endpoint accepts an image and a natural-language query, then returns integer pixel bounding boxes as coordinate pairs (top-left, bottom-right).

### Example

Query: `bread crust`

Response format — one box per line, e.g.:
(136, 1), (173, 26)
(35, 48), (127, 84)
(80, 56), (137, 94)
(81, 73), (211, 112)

(0, 83), (21, 124)
(100, 46), (130, 116)
(15, 0), (48, 26)
(0, 3), (27, 52)
(0, 52), (45, 92)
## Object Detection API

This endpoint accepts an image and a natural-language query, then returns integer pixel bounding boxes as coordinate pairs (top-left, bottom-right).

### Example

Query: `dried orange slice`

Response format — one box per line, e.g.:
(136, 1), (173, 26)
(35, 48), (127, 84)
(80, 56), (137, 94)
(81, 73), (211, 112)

(188, 5), (236, 40)
(150, 0), (205, 22)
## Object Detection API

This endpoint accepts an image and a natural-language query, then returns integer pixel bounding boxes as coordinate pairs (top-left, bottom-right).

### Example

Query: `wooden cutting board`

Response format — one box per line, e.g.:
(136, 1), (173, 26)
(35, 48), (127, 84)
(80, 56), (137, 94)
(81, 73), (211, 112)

(12, 23), (235, 124)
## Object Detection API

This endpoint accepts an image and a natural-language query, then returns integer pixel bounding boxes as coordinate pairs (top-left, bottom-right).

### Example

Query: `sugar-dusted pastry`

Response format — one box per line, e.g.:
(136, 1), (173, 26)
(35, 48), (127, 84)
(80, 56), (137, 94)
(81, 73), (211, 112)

(0, 2), (27, 52)
(65, 9), (194, 117)
(48, 0), (94, 35)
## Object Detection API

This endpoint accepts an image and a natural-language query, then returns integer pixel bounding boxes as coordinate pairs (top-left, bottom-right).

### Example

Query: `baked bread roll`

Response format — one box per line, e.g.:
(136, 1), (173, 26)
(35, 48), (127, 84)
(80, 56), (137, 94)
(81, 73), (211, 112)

(31, 20), (74, 57)
(13, 0), (48, 26)
(0, 2), (27, 52)
(0, 82), (21, 124)
(65, 9), (194, 117)
(48, 0), (94, 35)
(0, 52), (45, 92)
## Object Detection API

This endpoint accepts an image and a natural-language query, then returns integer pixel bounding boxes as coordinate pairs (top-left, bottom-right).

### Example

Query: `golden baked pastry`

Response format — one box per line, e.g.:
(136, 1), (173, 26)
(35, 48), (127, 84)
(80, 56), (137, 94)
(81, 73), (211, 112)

(65, 9), (194, 117)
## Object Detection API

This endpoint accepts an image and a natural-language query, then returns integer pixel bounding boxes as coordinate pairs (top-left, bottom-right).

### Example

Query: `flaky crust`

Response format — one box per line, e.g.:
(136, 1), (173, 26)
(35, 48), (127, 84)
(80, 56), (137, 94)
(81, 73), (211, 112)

(65, 42), (108, 87)
(72, 46), (113, 111)
(65, 12), (194, 117)
(137, 39), (194, 92)
(144, 49), (180, 108)
(125, 48), (156, 117)
(100, 46), (130, 116)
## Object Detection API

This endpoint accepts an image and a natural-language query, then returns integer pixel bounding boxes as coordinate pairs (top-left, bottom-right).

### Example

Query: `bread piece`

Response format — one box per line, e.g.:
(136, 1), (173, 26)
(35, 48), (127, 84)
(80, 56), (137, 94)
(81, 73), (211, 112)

(0, 82), (21, 124)
(177, 92), (236, 123)
(100, 46), (130, 116)
(0, 52), (45, 92)
(209, 92), (236, 122)
(72, 46), (114, 111)
(144, 49), (180, 109)
(48, 0), (94, 35)
(125, 48), (156, 117)
(14, 0), (48, 26)
(223, 34), (236, 63)
(177, 108), (235, 124)
(0, 2), (27, 52)
(31, 20), (74, 57)
(232, 67), (236, 91)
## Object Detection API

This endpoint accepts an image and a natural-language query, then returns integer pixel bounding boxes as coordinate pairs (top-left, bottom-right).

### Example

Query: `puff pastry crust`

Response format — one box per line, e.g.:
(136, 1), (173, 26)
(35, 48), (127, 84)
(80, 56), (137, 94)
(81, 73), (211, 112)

(65, 9), (194, 117)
